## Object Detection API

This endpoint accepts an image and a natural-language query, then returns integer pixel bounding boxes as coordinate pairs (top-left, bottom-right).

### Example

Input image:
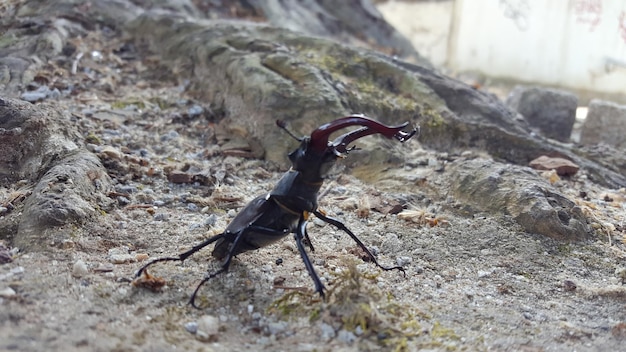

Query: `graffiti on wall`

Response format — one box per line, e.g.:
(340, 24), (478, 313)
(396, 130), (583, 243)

(619, 11), (626, 43)
(573, 0), (602, 31)
(500, 0), (530, 31)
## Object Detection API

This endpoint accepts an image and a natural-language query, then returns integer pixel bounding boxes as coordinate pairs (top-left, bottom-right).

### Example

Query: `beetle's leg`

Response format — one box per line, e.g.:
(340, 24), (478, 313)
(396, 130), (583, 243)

(189, 225), (291, 308)
(294, 217), (325, 298)
(313, 210), (406, 276)
(301, 215), (316, 252)
(303, 226), (315, 252)
(136, 232), (228, 278)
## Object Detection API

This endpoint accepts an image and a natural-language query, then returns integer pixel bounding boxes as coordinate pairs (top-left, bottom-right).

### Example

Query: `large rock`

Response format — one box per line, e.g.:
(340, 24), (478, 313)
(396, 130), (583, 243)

(128, 14), (626, 188)
(0, 97), (81, 182)
(448, 158), (590, 241)
(505, 86), (578, 142)
(0, 97), (113, 251)
(580, 99), (626, 149)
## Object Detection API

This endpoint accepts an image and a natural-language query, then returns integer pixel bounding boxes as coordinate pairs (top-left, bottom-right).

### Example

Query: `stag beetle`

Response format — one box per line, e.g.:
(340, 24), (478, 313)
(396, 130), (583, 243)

(135, 114), (417, 308)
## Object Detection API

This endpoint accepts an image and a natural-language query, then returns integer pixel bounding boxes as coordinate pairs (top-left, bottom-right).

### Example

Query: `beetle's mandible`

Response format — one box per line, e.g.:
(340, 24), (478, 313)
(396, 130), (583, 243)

(135, 114), (418, 308)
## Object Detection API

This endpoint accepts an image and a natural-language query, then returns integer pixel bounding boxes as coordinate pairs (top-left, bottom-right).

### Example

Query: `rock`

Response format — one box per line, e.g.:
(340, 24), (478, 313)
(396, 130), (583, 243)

(267, 321), (288, 335)
(529, 155), (579, 176)
(449, 158), (590, 241)
(253, 0), (428, 65)
(0, 287), (16, 298)
(0, 243), (12, 264)
(20, 86), (51, 102)
(337, 329), (357, 344)
(127, 13), (626, 188)
(99, 146), (123, 160)
(506, 86), (578, 142)
(196, 315), (220, 342)
(167, 171), (193, 184)
(184, 321), (198, 334)
(0, 97), (77, 182)
(72, 260), (89, 277)
(580, 99), (626, 149)
(108, 247), (135, 264)
(15, 151), (113, 251)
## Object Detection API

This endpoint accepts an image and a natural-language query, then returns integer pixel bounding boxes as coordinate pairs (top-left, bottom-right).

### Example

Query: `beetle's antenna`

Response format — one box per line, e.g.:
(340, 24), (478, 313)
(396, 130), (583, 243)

(276, 120), (304, 142)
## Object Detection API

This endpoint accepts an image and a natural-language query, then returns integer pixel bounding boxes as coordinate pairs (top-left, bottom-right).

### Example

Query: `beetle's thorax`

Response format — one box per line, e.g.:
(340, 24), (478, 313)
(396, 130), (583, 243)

(269, 169), (322, 212)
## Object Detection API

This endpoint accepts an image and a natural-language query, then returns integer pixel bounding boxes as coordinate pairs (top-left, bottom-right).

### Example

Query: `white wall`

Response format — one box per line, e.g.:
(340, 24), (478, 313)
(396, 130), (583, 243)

(449, 0), (626, 94)
(377, 0), (454, 67)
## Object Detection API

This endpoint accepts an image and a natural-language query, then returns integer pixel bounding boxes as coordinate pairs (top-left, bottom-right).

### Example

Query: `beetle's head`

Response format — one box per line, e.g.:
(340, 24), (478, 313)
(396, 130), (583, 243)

(277, 115), (418, 183)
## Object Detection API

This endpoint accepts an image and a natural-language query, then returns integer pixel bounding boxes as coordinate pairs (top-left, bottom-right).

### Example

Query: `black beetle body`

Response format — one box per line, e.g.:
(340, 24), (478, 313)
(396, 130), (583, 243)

(136, 114), (417, 308)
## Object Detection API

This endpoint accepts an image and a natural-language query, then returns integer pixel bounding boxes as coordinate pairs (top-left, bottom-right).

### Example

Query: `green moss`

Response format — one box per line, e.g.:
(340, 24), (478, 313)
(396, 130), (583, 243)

(269, 259), (427, 350)
(85, 132), (102, 145)
(110, 99), (147, 110)
(0, 34), (19, 49)
(267, 290), (318, 317)
(431, 321), (460, 340)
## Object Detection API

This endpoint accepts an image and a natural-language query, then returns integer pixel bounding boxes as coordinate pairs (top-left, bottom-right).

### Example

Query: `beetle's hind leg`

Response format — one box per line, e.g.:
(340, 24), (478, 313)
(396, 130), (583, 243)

(135, 233), (228, 278)
(188, 225), (292, 308)
(313, 210), (406, 276)
(188, 231), (247, 308)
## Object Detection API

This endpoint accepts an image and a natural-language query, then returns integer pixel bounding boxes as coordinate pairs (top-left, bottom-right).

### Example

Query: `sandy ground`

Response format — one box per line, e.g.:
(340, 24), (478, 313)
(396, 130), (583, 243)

(1, 2), (626, 351)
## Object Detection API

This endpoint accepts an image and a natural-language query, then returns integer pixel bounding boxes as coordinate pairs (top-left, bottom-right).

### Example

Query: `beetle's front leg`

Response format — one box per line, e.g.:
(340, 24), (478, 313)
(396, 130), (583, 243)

(313, 210), (406, 276)
(294, 217), (325, 298)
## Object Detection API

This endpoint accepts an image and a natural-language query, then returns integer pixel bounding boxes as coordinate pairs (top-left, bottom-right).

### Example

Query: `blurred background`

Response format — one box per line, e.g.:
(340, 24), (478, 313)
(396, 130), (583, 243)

(376, 0), (626, 105)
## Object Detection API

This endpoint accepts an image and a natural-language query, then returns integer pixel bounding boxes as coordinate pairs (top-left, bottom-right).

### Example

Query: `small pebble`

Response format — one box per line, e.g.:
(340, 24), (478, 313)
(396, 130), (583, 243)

(477, 270), (492, 278)
(108, 247), (135, 264)
(396, 256), (412, 267)
(117, 196), (131, 206)
(184, 321), (198, 334)
(60, 240), (76, 249)
(100, 146), (123, 160)
(196, 315), (220, 342)
(160, 130), (180, 141)
(187, 104), (204, 117)
(93, 263), (114, 273)
(320, 323), (336, 341)
(153, 213), (169, 221)
(354, 326), (364, 336)
(0, 287), (16, 298)
(268, 321), (288, 335)
(135, 253), (149, 262)
(563, 280), (577, 292)
(21, 87), (49, 102)
(116, 185), (137, 194)
(337, 329), (357, 344)
(72, 260), (89, 278)
(312, 218), (326, 227)
(204, 214), (218, 227)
